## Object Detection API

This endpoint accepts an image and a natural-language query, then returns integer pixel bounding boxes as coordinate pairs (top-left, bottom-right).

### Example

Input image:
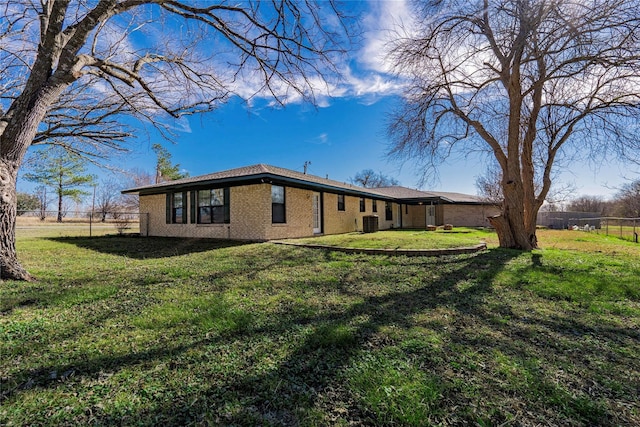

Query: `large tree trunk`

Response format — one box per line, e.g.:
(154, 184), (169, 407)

(489, 213), (537, 250)
(0, 160), (35, 281)
(0, 76), (70, 281)
(489, 184), (538, 250)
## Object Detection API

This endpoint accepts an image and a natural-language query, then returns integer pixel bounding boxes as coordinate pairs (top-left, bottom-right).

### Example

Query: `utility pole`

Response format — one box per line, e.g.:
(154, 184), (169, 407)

(92, 183), (96, 214)
(303, 161), (311, 174)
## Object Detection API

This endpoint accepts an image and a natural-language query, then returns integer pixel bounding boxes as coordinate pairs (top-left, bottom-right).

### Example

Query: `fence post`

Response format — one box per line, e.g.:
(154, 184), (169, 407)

(620, 221), (623, 238)
(89, 212), (92, 237)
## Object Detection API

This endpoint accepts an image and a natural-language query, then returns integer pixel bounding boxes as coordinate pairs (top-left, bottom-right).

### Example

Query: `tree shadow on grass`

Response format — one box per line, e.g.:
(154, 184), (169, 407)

(1, 250), (512, 410)
(3, 248), (638, 425)
(198, 249), (638, 426)
(46, 235), (253, 259)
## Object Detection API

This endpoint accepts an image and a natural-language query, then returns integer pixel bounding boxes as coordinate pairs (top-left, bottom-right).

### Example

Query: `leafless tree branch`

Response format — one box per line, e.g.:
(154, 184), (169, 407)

(387, 0), (640, 249)
(0, 0), (351, 280)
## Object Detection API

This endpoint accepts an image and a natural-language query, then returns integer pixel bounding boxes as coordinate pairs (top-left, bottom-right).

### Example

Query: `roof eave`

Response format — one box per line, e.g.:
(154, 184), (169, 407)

(122, 173), (397, 201)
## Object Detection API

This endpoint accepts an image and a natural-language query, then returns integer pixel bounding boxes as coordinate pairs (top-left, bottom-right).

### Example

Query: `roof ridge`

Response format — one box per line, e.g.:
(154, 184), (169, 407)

(255, 163), (270, 173)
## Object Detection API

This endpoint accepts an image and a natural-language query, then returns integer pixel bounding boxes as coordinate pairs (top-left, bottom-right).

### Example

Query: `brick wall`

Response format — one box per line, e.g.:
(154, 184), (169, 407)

(323, 193), (358, 234)
(403, 205), (427, 228)
(322, 194), (397, 234)
(265, 186), (315, 240)
(442, 204), (500, 227)
(230, 184), (270, 240)
(140, 192), (233, 239)
(139, 184), (408, 240)
(140, 184), (322, 240)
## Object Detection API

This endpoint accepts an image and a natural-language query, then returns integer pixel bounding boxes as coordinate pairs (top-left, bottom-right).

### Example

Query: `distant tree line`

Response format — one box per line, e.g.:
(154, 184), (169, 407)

(351, 169), (400, 188)
(546, 180), (640, 218)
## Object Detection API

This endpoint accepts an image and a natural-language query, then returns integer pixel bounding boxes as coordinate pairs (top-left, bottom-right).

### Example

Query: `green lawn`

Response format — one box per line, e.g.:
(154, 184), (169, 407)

(284, 228), (493, 249)
(1, 230), (639, 426)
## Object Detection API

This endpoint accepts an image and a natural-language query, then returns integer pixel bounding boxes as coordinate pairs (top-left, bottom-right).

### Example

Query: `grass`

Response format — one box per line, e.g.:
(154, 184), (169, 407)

(1, 229), (639, 426)
(16, 217), (140, 238)
(285, 228), (495, 249)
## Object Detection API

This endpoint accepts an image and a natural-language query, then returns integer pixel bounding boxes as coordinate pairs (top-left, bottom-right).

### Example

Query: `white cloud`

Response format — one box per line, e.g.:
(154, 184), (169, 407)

(212, 1), (412, 107)
(344, 67), (404, 98)
(358, 0), (417, 74)
(308, 133), (330, 145)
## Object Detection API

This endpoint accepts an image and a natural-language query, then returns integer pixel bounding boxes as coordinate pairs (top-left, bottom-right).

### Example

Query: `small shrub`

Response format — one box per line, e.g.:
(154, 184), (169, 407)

(114, 216), (132, 234)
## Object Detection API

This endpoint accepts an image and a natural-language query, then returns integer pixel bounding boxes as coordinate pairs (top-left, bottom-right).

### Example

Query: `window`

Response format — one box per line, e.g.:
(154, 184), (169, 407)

(197, 188), (229, 224)
(372, 199), (377, 213)
(385, 201), (393, 221)
(167, 191), (186, 224)
(272, 185), (286, 223)
(337, 194), (345, 211)
(359, 197), (366, 212)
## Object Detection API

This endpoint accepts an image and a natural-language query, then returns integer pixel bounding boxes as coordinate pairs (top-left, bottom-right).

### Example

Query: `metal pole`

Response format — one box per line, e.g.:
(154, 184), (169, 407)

(89, 212), (92, 237)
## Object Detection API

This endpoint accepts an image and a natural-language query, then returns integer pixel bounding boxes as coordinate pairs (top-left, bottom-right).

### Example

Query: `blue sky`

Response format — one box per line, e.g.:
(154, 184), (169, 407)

(111, 94), (631, 198)
(16, 0), (635, 200)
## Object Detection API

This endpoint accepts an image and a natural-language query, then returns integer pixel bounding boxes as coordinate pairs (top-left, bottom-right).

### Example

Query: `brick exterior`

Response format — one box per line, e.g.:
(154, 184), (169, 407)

(139, 184), (405, 240)
(441, 204), (500, 227)
(138, 183), (496, 240)
(321, 193), (397, 234)
(266, 186), (315, 240)
(402, 204), (428, 228)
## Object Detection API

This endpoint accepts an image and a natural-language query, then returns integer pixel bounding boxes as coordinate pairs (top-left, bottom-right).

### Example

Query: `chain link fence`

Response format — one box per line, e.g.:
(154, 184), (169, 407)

(16, 210), (141, 237)
(572, 217), (639, 243)
(537, 212), (638, 243)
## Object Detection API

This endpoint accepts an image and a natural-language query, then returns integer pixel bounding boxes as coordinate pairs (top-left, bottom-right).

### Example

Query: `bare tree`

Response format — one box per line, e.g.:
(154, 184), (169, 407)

(35, 186), (49, 220)
(94, 178), (123, 221)
(613, 180), (640, 217)
(0, 1), (349, 280)
(351, 169), (400, 188)
(475, 165), (504, 206)
(567, 195), (610, 214)
(387, 0), (640, 250)
(120, 168), (155, 212)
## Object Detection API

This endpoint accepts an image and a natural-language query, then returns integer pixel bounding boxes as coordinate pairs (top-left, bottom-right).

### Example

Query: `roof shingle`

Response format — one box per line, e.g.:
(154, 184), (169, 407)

(123, 163), (488, 204)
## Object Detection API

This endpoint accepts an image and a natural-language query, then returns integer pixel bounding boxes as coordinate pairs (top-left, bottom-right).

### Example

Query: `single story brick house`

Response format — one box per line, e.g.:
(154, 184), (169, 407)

(122, 164), (499, 240)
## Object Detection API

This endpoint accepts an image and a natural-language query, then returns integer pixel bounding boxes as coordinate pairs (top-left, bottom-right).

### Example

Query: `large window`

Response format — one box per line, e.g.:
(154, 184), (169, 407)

(272, 185), (286, 223)
(372, 199), (377, 213)
(359, 197), (366, 212)
(385, 201), (393, 221)
(337, 194), (345, 211)
(197, 188), (229, 224)
(167, 191), (186, 224)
